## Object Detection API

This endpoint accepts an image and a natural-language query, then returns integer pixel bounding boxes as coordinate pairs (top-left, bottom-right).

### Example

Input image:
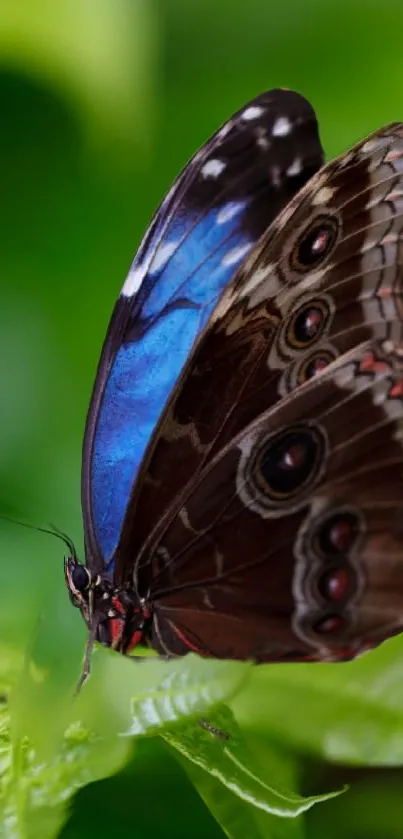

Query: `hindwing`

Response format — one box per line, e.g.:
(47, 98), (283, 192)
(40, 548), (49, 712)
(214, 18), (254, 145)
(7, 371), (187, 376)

(141, 340), (403, 662)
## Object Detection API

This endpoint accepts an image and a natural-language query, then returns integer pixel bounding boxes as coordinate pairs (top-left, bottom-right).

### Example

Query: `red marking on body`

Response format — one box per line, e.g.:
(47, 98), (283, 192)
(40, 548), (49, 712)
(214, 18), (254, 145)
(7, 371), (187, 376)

(126, 630), (144, 652)
(110, 617), (124, 646)
(389, 380), (403, 398)
(111, 595), (125, 617)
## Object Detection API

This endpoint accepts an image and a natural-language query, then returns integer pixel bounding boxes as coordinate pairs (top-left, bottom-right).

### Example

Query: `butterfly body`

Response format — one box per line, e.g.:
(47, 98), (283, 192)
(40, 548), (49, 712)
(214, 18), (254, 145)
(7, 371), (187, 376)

(66, 89), (403, 669)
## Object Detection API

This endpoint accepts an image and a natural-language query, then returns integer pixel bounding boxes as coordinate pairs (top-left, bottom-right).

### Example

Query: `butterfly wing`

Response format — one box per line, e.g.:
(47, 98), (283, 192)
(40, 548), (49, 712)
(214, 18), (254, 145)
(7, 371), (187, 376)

(82, 89), (324, 572)
(144, 340), (403, 662)
(116, 122), (403, 584)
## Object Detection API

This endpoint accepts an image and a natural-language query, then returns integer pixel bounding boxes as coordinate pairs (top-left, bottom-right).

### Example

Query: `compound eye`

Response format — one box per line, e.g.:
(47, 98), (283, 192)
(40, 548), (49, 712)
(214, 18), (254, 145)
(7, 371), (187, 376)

(70, 562), (91, 594)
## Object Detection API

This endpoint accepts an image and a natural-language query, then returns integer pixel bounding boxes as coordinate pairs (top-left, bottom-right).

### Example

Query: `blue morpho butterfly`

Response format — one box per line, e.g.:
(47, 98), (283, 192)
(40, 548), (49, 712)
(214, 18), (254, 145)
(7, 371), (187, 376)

(65, 88), (403, 678)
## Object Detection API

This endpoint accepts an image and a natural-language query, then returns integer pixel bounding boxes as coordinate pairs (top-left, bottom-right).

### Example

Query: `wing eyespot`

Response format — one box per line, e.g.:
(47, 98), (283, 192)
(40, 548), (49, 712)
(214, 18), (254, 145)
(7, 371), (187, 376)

(291, 214), (339, 271)
(286, 297), (333, 349)
(292, 504), (366, 648)
(253, 424), (326, 502)
(297, 349), (337, 384)
(317, 565), (352, 604)
(314, 510), (362, 556)
(312, 613), (347, 636)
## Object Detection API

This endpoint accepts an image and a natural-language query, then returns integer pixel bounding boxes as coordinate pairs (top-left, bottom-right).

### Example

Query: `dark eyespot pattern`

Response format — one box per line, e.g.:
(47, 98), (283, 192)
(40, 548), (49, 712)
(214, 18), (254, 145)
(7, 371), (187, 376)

(296, 350), (337, 387)
(291, 214), (339, 271)
(317, 566), (351, 603)
(304, 354), (332, 379)
(286, 297), (332, 350)
(313, 613), (346, 636)
(257, 424), (325, 500)
(304, 508), (364, 638)
(316, 511), (361, 556)
(294, 306), (323, 342)
(71, 563), (90, 593)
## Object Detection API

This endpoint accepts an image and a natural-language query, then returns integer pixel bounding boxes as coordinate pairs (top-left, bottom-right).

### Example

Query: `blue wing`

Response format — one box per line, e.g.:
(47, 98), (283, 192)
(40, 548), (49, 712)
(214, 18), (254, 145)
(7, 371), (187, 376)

(82, 89), (324, 569)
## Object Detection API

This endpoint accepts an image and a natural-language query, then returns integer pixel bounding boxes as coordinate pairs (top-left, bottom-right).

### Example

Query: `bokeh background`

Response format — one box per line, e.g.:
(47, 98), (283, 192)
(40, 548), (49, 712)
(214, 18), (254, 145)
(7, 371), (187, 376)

(2, 1), (403, 837)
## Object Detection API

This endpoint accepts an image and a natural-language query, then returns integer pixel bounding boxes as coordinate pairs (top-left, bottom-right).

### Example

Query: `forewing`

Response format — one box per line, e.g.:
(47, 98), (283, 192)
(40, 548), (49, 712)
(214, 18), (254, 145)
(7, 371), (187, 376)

(82, 89), (324, 570)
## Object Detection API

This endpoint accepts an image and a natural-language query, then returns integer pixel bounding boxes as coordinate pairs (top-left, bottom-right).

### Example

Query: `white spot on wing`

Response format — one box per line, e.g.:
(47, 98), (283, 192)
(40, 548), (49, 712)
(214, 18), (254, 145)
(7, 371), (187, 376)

(270, 165), (282, 188)
(247, 268), (281, 309)
(286, 157), (302, 176)
(240, 266), (269, 298)
(150, 241), (178, 273)
(201, 158), (226, 178)
(272, 116), (292, 137)
(121, 223), (163, 297)
(121, 264), (146, 297)
(361, 137), (383, 154)
(256, 130), (270, 150)
(312, 185), (335, 206)
(221, 243), (252, 267)
(242, 105), (264, 121)
(216, 200), (245, 224)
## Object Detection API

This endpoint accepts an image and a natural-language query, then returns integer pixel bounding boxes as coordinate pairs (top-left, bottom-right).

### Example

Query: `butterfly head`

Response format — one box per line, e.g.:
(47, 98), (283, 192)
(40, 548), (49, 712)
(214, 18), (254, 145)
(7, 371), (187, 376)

(64, 555), (96, 617)
(64, 555), (150, 657)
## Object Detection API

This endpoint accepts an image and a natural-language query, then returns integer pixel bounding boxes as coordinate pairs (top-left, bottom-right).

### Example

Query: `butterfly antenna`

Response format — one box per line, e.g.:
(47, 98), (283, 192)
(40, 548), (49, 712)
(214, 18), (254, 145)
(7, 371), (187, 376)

(0, 515), (77, 557)
(0, 515), (94, 697)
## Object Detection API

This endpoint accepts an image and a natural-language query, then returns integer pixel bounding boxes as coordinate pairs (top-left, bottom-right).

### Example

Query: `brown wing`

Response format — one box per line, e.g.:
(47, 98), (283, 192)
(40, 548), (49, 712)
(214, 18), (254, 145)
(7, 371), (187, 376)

(147, 340), (403, 662)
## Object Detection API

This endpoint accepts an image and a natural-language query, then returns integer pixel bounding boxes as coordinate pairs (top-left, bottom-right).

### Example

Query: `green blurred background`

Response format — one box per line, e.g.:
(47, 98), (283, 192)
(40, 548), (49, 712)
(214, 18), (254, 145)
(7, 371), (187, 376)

(2, 1), (403, 837)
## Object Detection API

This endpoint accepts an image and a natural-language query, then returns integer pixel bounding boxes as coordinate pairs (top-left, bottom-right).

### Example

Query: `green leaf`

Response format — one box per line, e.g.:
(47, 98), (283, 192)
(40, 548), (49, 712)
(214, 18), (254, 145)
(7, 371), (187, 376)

(0, 645), (251, 838)
(0, 702), (131, 839)
(78, 649), (252, 737)
(232, 636), (403, 765)
(164, 705), (343, 829)
(177, 761), (304, 839)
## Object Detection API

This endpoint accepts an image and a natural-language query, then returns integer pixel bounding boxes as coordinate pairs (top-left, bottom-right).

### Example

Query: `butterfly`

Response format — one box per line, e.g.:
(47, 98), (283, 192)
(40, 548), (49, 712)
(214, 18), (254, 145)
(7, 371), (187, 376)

(65, 88), (403, 675)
